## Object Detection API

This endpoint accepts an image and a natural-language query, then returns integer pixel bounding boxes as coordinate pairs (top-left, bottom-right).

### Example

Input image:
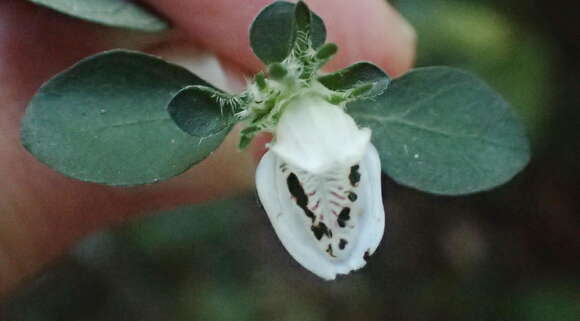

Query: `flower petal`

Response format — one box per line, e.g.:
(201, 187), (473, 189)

(256, 143), (385, 280)
(270, 95), (371, 174)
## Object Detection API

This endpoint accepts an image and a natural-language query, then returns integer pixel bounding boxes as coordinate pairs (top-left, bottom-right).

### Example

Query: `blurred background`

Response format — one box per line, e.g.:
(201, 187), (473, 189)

(2, 0), (579, 320)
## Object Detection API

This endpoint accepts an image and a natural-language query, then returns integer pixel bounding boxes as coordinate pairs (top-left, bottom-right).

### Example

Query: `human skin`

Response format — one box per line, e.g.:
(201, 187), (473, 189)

(0, 0), (415, 297)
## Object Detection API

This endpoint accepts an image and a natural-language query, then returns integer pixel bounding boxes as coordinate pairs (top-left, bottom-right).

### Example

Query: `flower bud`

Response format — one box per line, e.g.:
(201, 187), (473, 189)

(270, 95), (371, 174)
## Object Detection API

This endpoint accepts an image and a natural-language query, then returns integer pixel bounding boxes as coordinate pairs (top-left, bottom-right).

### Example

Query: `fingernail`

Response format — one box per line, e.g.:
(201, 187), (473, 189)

(151, 43), (231, 91)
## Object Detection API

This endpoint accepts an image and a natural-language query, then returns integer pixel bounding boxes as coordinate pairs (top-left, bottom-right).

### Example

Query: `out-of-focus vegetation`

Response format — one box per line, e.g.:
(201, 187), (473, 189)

(398, 0), (553, 137)
(3, 0), (579, 320)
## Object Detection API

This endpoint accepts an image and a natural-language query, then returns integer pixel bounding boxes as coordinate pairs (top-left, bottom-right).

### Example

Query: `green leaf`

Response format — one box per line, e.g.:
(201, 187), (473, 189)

(249, 1), (326, 64)
(318, 61), (390, 98)
(349, 67), (530, 195)
(294, 1), (312, 36)
(28, 0), (169, 32)
(168, 85), (235, 138)
(21, 50), (229, 186)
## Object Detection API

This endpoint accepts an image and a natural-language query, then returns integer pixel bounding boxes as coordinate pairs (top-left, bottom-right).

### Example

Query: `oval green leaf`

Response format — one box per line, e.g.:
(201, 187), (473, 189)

(250, 1), (326, 64)
(349, 67), (530, 195)
(28, 0), (169, 32)
(168, 85), (234, 138)
(318, 61), (390, 98)
(21, 50), (229, 186)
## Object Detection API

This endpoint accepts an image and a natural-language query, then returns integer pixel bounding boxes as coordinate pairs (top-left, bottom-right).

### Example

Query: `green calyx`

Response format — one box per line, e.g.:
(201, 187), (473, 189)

(229, 1), (386, 149)
(234, 45), (377, 149)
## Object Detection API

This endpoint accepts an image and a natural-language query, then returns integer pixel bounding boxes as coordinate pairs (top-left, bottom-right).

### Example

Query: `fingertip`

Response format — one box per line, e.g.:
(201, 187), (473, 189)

(144, 0), (269, 73)
(309, 0), (416, 76)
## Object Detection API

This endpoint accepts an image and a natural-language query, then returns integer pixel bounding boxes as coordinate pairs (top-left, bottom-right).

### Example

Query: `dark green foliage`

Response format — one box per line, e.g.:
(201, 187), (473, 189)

(249, 1), (326, 64)
(27, 0), (169, 31)
(349, 67), (530, 194)
(21, 50), (229, 186)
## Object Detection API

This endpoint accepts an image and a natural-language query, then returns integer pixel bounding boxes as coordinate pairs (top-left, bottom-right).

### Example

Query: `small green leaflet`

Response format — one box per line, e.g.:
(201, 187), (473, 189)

(168, 85), (236, 138)
(348, 67), (530, 195)
(250, 1), (326, 64)
(21, 50), (230, 186)
(28, 0), (169, 32)
(318, 62), (391, 99)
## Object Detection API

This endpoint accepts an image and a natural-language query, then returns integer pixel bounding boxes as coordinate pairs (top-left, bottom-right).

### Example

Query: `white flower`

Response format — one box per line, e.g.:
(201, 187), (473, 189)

(270, 95), (371, 174)
(255, 94), (385, 280)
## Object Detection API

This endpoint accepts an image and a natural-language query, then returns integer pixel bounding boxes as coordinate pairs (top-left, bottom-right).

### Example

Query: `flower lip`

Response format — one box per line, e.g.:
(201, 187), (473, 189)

(269, 94), (371, 174)
(255, 144), (385, 280)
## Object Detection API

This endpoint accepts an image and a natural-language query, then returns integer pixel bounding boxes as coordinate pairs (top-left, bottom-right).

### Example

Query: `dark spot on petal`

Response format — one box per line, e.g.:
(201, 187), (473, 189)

(348, 192), (357, 202)
(326, 244), (336, 257)
(363, 250), (371, 261)
(287, 173), (315, 222)
(339, 207), (351, 220)
(339, 239), (348, 250)
(311, 222), (332, 240)
(349, 164), (361, 186)
(287, 173), (306, 206)
(337, 207), (351, 228)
